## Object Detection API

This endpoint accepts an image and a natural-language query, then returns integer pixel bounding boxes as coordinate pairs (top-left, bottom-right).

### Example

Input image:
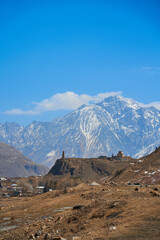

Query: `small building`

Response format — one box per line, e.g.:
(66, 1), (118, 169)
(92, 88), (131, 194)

(117, 151), (125, 158)
(0, 177), (7, 181)
(98, 155), (108, 159)
(37, 185), (45, 194)
(11, 184), (17, 187)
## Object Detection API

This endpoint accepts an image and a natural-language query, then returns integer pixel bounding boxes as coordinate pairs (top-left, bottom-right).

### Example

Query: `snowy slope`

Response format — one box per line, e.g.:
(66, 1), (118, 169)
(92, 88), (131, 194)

(0, 96), (160, 167)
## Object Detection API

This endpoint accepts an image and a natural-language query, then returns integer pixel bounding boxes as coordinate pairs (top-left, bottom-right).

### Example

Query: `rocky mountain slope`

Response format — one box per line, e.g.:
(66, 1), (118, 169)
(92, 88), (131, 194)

(0, 141), (49, 177)
(0, 96), (160, 167)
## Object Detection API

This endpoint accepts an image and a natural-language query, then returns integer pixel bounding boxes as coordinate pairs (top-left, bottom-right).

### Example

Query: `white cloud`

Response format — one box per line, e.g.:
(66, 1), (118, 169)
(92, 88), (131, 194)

(4, 109), (40, 115)
(145, 102), (160, 111)
(33, 92), (92, 111)
(141, 67), (152, 70)
(123, 66), (160, 75)
(138, 101), (160, 111)
(137, 67), (160, 75)
(4, 91), (160, 115)
(4, 91), (122, 115)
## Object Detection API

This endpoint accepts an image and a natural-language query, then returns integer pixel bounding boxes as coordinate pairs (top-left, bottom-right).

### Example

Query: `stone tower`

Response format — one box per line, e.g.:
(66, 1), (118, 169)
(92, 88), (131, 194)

(62, 151), (65, 159)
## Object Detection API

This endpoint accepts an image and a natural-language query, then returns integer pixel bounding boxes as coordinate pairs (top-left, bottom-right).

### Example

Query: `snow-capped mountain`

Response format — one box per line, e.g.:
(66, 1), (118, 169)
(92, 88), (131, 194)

(0, 96), (160, 167)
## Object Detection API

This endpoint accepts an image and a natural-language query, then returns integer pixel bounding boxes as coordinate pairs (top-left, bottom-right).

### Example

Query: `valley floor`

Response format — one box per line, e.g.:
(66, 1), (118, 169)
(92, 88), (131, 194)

(0, 183), (160, 240)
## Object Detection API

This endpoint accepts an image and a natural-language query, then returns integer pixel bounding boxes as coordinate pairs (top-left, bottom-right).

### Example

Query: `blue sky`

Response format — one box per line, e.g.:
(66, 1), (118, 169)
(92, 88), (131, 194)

(1, 0), (160, 125)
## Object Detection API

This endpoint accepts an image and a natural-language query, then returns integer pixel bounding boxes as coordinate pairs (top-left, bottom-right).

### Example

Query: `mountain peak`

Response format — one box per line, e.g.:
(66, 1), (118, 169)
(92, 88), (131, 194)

(103, 95), (122, 101)
(77, 104), (87, 110)
(99, 95), (140, 110)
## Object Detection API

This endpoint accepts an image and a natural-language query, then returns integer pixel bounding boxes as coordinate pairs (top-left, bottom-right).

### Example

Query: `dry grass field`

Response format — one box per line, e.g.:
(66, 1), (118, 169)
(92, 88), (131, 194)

(0, 183), (160, 240)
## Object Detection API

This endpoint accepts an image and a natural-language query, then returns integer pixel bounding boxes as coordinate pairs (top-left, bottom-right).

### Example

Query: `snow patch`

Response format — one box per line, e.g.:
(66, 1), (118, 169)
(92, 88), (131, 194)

(46, 150), (56, 157)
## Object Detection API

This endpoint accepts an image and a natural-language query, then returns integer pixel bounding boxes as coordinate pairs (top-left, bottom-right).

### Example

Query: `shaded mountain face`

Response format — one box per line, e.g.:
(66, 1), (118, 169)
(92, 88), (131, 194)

(0, 141), (49, 177)
(0, 96), (160, 167)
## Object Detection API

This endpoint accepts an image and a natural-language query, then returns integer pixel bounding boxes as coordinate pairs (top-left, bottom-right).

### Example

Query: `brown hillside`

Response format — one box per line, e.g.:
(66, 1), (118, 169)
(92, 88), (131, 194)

(0, 141), (48, 177)
(0, 183), (160, 240)
(45, 154), (134, 189)
(113, 147), (160, 184)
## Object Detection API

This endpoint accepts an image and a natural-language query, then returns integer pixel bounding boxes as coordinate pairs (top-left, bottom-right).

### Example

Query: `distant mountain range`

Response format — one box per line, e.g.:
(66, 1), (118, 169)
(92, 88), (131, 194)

(0, 141), (49, 177)
(0, 96), (160, 167)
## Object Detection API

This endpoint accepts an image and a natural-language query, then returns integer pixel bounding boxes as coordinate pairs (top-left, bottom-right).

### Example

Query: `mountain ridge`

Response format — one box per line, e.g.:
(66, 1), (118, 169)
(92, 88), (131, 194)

(0, 96), (160, 167)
